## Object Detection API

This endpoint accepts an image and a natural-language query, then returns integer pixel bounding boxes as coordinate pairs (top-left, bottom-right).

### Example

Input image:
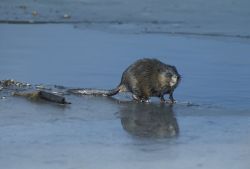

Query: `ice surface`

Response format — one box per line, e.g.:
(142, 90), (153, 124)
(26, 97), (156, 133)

(0, 24), (250, 169)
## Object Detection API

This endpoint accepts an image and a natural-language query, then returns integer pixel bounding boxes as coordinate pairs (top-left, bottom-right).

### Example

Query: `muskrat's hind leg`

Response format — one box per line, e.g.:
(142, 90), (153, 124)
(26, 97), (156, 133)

(160, 95), (165, 103)
(132, 94), (140, 101)
(132, 94), (149, 102)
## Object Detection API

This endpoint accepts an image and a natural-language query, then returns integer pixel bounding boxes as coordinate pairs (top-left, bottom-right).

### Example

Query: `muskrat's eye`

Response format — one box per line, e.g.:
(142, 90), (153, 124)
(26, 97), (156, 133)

(165, 73), (172, 77)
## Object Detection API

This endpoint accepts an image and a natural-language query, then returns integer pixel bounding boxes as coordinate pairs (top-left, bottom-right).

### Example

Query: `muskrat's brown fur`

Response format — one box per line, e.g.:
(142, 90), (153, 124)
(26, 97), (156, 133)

(69, 58), (181, 103)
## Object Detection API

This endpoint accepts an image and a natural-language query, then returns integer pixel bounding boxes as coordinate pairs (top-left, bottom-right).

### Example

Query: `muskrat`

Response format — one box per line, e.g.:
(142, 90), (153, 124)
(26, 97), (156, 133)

(69, 58), (181, 103)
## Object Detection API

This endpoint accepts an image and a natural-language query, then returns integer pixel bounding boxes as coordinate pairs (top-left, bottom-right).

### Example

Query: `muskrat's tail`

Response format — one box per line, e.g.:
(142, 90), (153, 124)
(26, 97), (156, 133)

(67, 85), (123, 96)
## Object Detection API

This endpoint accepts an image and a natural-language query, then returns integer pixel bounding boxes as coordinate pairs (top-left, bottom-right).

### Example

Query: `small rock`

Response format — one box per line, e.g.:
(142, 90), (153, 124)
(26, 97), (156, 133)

(63, 13), (71, 19)
(32, 10), (38, 16)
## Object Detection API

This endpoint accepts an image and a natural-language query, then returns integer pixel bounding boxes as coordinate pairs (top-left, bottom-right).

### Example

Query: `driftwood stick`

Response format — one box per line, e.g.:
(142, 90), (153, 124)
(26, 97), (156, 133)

(38, 91), (70, 104)
(13, 90), (71, 104)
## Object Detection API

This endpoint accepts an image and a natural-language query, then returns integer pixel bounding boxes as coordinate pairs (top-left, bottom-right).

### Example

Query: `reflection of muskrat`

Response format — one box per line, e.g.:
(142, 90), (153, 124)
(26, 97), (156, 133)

(120, 103), (179, 138)
(69, 58), (181, 103)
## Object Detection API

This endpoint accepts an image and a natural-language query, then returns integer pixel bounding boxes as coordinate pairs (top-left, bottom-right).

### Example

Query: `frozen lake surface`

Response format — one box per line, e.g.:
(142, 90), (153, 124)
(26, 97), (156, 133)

(1, 0), (250, 38)
(1, 24), (250, 169)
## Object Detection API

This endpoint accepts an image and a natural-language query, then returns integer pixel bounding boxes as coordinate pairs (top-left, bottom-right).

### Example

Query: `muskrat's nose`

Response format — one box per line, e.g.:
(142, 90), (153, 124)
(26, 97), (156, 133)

(177, 74), (182, 80)
(169, 75), (178, 87)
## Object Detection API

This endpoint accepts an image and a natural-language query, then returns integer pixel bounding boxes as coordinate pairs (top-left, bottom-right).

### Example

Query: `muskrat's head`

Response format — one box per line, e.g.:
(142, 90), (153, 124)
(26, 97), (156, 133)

(160, 65), (181, 88)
